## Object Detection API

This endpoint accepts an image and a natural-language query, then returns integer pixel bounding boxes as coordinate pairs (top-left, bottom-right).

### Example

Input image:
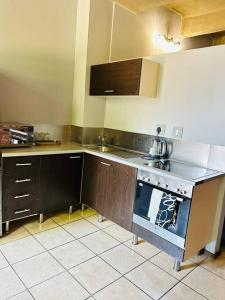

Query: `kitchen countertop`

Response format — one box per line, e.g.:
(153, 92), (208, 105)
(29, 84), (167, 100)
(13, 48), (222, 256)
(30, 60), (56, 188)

(0, 143), (224, 185)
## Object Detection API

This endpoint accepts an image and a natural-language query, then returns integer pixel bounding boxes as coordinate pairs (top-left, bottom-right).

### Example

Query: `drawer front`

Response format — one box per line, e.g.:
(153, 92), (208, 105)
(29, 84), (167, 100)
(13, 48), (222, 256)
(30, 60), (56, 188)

(3, 170), (39, 193)
(3, 198), (38, 222)
(3, 156), (40, 174)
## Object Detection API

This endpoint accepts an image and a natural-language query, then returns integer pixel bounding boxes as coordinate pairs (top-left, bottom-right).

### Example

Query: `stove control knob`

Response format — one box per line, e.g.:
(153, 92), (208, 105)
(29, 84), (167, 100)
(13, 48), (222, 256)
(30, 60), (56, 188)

(148, 178), (151, 182)
(157, 181), (161, 186)
(140, 176), (145, 181)
(163, 184), (168, 189)
(184, 190), (187, 195)
(177, 188), (180, 193)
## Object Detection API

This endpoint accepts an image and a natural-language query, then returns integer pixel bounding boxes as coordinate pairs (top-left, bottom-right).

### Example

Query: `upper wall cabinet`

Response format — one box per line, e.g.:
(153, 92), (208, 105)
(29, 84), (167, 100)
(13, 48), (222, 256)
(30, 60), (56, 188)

(89, 58), (160, 98)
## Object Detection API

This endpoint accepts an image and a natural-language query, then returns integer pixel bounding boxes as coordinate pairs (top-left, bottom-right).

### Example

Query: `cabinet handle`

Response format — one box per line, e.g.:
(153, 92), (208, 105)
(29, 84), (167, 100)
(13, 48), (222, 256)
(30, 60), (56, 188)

(16, 163), (32, 166)
(14, 194), (30, 199)
(14, 208), (31, 215)
(100, 162), (111, 167)
(15, 179), (31, 183)
(69, 156), (81, 159)
(104, 90), (114, 93)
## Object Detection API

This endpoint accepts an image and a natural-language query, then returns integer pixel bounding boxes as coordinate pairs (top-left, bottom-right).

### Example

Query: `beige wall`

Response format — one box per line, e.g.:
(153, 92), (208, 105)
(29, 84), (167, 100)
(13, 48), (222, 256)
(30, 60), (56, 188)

(0, 0), (77, 125)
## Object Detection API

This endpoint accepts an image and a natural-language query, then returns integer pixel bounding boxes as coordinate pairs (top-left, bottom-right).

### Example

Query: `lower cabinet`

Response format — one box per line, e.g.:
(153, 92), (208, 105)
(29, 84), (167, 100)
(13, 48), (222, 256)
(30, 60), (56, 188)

(39, 153), (83, 214)
(82, 154), (137, 231)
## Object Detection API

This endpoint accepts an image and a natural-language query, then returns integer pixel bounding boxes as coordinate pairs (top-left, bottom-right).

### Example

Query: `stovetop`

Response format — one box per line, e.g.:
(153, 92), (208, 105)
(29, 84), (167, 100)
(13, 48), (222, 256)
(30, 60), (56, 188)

(130, 157), (220, 181)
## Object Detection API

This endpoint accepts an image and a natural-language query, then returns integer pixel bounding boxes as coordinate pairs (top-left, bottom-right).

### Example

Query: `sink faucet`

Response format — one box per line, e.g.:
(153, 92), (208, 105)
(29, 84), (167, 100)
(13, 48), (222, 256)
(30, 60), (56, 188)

(97, 135), (107, 146)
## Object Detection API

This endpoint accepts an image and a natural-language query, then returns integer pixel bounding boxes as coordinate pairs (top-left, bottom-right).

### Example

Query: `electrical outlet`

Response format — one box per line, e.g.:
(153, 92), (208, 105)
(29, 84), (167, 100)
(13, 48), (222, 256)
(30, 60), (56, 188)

(172, 126), (183, 139)
(156, 124), (166, 136)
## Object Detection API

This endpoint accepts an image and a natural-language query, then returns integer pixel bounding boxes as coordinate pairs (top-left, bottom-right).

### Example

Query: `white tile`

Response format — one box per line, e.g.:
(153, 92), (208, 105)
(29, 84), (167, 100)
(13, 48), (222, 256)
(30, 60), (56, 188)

(0, 236), (45, 264)
(183, 266), (225, 300)
(34, 227), (74, 250)
(79, 231), (119, 254)
(161, 282), (205, 300)
(76, 208), (97, 217)
(85, 215), (114, 229)
(0, 251), (8, 269)
(50, 240), (95, 269)
(201, 256), (225, 280)
(124, 239), (160, 259)
(9, 290), (34, 300)
(13, 252), (64, 288)
(100, 244), (145, 274)
(94, 277), (150, 300)
(63, 219), (99, 238)
(126, 261), (178, 300)
(70, 256), (120, 294)
(0, 266), (25, 300)
(103, 224), (133, 242)
(30, 272), (89, 300)
(150, 252), (196, 280)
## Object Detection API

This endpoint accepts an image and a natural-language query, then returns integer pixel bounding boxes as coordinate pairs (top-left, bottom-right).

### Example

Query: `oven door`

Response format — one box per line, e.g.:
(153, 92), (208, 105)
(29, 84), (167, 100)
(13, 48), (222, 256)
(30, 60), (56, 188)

(133, 180), (191, 249)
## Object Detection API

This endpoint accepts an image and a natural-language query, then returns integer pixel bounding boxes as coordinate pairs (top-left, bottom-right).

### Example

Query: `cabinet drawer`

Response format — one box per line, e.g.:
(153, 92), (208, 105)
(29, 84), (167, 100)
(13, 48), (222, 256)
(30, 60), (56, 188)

(3, 198), (38, 222)
(3, 156), (40, 174)
(3, 170), (39, 192)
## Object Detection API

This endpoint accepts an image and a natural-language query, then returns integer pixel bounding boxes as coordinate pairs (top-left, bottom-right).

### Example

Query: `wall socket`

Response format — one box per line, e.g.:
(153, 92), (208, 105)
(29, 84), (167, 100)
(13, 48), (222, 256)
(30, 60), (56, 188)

(172, 126), (183, 139)
(156, 124), (166, 136)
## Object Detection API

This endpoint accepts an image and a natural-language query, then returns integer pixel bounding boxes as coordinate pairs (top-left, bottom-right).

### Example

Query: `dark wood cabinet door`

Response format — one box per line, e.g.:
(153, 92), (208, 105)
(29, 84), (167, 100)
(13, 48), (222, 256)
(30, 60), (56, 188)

(39, 153), (83, 214)
(90, 59), (142, 96)
(81, 154), (99, 209)
(110, 162), (137, 231)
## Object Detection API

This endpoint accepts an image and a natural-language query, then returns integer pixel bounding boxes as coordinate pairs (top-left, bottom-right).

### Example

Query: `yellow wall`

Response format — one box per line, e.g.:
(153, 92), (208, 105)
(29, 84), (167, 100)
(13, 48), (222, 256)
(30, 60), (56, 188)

(0, 0), (77, 125)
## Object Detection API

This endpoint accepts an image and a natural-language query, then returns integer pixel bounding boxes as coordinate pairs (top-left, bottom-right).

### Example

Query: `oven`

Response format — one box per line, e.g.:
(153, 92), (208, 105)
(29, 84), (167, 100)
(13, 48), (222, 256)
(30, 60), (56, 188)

(133, 170), (192, 249)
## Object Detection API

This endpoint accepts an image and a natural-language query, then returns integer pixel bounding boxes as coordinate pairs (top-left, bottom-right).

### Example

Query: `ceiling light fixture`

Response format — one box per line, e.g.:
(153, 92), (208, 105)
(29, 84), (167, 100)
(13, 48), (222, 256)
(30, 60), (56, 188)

(153, 33), (182, 52)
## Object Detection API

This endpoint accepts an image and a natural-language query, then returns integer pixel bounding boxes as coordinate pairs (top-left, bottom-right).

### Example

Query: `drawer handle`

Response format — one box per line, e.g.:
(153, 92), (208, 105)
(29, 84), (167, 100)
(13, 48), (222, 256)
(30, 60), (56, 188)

(15, 179), (31, 183)
(14, 208), (31, 215)
(16, 163), (32, 166)
(104, 90), (114, 93)
(69, 156), (81, 159)
(14, 194), (30, 199)
(100, 162), (111, 167)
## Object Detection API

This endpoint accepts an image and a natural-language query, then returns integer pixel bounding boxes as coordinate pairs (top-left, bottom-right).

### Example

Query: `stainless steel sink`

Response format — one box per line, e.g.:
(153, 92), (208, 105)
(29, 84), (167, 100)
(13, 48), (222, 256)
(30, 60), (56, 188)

(86, 145), (117, 153)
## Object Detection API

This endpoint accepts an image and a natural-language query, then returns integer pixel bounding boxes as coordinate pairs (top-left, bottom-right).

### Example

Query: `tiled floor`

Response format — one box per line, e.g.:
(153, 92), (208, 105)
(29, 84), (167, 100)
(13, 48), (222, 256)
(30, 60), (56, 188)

(0, 209), (224, 300)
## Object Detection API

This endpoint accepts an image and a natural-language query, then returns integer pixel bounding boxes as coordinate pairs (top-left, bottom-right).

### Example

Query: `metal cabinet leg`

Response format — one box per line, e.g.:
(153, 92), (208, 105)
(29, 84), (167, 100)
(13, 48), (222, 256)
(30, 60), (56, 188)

(173, 259), (181, 272)
(69, 206), (73, 215)
(39, 213), (44, 224)
(81, 204), (85, 212)
(5, 221), (10, 233)
(98, 214), (103, 223)
(132, 234), (138, 245)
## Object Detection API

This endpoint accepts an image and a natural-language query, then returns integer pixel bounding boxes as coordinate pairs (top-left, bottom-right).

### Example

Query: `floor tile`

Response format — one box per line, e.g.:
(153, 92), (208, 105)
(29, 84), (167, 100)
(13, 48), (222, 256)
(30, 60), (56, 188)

(76, 208), (97, 218)
(34, 227), (74, 250)
(183, 266), (225, 300)
(0, 251), (9, 269)
(0, 236), (45, 264)
(201, 256), (225, 280)
(9, 290), (34, 300)
(126, 261), (178, 300)
(85, 215), (114, 229)
(51, 211), (82, 225)
(23, 218), (58, 235)
(94, 277), (151, 300)
(124, 239), (160, 259)
(79, 230), (119, 254)
(0, 266), (25, 300)
(103, 224), (133, 242)
(190, 253), (208, 264)
(161, 282), (206, 300)
(70, 256), (120, 294)
(0, 226), (30, 245)
(13, 252), (64, 288)
(63, 219), (99, 238)
(100, 244), (145, 274)
(150, 252), (196, 280)
(30, 272), (89, 300)
(50, 240), (95, 269)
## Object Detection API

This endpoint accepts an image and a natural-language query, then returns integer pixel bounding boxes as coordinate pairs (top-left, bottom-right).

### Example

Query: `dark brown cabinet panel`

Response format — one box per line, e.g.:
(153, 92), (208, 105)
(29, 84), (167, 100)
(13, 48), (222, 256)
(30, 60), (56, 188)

(2, 155), (40, 222)
(39, 153), (83, 214)
(82, 154), (137, 231)
(89, 58), (159, 98)
(90, 59), (142, 96)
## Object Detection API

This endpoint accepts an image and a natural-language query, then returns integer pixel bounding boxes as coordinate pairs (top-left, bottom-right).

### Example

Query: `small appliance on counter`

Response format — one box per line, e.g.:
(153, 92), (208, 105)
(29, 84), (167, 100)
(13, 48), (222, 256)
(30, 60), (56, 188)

(0, 123), (34, 148)
(148, 127), (167, 159)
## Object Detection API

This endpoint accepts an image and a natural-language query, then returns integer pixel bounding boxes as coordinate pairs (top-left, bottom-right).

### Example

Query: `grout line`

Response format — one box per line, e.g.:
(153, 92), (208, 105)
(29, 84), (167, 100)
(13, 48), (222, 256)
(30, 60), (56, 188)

(181, 282), (210, 300)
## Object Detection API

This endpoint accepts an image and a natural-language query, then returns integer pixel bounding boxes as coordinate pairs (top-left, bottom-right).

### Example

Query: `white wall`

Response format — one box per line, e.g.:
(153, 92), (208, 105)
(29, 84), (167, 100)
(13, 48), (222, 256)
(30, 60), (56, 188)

(0, 0), (77, 125)
(104, 44), (225, 146)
